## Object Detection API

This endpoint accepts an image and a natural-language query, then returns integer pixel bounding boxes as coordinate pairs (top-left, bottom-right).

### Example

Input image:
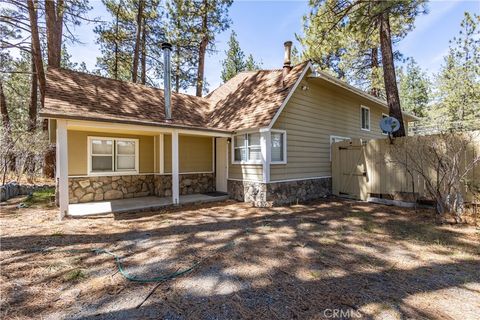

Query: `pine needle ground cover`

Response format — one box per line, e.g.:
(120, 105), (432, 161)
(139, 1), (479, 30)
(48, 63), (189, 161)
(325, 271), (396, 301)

(1, 197), (479, 319)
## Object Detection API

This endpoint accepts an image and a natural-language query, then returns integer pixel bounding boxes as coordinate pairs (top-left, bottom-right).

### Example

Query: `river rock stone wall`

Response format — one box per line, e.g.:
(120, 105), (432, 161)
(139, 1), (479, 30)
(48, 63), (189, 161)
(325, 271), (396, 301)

(69, 173), (215, 203)
(154, 173), (215, 197)
(228, 177), (332, 207)
(69, 175), (155, 203)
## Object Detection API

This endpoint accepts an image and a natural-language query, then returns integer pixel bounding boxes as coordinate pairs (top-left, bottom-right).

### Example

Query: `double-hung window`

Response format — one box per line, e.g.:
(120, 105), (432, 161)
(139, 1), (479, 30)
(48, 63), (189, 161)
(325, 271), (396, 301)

(233, 133), (261, 163)
(271, 130), (286, 164)
(233, 131), (287, 164)
(89, 137), (138, 175)
(361, 106), (370, 131)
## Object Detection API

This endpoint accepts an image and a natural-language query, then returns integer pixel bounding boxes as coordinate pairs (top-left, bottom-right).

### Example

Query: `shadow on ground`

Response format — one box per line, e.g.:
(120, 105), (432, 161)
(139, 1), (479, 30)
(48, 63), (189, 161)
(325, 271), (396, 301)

(1, 198), (479, 319)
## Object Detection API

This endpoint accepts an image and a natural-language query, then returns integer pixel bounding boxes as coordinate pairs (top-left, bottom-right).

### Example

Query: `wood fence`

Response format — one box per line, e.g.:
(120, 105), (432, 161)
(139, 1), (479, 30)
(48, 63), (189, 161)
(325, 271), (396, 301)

(331, 132), (480, 203)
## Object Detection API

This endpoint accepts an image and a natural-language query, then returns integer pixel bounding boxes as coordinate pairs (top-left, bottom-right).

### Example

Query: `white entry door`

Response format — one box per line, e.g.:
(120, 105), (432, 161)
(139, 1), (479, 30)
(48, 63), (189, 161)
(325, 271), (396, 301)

(215, 138), (228, 192)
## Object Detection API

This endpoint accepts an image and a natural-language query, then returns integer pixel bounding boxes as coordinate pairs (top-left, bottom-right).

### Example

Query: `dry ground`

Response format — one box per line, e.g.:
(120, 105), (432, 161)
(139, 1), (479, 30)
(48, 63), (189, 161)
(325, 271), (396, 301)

(1, 197), (479, 320)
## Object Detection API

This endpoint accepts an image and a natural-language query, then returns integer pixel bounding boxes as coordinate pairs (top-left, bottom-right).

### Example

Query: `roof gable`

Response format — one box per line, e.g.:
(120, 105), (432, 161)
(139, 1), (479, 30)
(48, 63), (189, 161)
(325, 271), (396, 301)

(207, 61), (311, 131)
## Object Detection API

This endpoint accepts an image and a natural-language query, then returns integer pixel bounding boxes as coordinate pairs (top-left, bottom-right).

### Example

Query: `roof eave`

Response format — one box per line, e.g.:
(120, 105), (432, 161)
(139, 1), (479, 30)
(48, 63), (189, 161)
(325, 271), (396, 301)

(39, 111), (233, 134)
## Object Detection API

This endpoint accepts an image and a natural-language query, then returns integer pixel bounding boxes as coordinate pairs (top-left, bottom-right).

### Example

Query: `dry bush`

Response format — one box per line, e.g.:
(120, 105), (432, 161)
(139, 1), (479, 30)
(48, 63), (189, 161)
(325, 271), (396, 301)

(1, 125), (50, 185)
(389, 132), (480, 222)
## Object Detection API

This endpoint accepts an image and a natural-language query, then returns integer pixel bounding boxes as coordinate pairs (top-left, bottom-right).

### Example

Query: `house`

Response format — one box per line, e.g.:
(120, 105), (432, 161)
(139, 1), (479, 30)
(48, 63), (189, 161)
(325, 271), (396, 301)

(40, 41), (418, 218)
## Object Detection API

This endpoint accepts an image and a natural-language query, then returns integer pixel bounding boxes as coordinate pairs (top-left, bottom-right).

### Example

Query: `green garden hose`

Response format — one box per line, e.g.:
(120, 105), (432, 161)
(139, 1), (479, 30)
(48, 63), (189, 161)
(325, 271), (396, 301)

(92, 248), (200, 283)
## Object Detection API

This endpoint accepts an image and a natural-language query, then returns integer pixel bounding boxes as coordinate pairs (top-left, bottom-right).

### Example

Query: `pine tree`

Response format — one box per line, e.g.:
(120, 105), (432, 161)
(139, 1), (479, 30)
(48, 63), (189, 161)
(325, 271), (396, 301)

(431, 12), (480, 129)
(398, 58), (430, 118)
(245, 54), (261, 71)
(299, 0), (428, 136)
(94, 0), (133, 81)
(220, 31), (245, 82)
(193, 0), (232, 96)
(166, 0), (198, 93)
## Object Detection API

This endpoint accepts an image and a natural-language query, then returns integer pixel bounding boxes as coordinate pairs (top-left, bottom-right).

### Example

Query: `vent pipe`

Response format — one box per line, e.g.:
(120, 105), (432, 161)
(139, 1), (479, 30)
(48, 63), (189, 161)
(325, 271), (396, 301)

(162, 42), (172, 120)
(283, 41), (293, 80)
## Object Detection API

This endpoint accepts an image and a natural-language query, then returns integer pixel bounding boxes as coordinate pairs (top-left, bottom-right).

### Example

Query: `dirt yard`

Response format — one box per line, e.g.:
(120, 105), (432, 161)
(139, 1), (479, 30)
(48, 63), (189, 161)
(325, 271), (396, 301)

(1, 196), (479, 320)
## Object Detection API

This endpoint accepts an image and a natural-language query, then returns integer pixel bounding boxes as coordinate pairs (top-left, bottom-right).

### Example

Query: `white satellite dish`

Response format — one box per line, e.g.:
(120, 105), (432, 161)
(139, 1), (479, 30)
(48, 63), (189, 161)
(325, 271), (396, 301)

(380, 116), (400, 134)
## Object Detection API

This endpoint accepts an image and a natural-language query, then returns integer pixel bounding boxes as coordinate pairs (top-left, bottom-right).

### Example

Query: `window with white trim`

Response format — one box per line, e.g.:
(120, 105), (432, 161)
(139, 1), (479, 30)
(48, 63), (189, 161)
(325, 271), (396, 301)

(330, 135), (350, 160)
(271, 130), (286, 163)
(361, 106), (370, 131)
(89, 137), (138, 174)
(233, 133), (261, 163)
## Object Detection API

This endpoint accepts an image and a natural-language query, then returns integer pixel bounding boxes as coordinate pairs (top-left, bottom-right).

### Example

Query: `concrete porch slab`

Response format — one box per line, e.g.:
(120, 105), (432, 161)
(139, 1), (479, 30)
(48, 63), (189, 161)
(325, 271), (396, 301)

(68, 193), (229, 217)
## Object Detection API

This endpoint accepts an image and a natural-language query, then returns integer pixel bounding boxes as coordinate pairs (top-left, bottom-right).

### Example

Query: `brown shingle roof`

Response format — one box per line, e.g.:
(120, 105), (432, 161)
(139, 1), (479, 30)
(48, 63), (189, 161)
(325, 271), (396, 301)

(42, 68), (214, 130)
(40, 62), (311, 132)
(207, 61), (309, 130)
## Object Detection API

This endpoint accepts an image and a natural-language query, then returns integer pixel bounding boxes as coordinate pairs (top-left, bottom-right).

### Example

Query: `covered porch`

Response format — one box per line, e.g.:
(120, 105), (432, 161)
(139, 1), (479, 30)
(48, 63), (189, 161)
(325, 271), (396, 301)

(55, 119), (231, 218)
(68, 193), (229, 217)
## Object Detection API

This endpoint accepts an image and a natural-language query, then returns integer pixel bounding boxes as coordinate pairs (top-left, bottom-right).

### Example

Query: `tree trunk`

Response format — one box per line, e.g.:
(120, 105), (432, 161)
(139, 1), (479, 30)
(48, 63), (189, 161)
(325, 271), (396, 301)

(174, 43), (180, 93)
(27, 0), (46, 108)
(370, 47), (380, 98)
(45, 0), (64, 68)
(132, 0), (144, 83)
(28, 53), (38, 132)
(0, 81), (16, 173)
(379, 12), (405, 137)
(140, 16), (146, 85)
(113, 3), (121, 80)
(195, 0), (208, 97)
(25, 52), (38, 175)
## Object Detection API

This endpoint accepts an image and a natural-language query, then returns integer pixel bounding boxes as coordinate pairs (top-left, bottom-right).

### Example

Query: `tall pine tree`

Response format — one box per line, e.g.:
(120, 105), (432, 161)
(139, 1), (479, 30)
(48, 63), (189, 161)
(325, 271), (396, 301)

(431, 12), (479, 129)
(398, 58), (430, 118)
(221, 31), (245, 82)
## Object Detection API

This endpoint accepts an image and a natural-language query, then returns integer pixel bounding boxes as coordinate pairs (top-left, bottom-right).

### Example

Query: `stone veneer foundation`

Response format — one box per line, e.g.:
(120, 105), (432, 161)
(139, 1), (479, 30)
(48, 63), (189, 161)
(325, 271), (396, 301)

(228, 177), (332, 207)
(68, 173), (215, 204)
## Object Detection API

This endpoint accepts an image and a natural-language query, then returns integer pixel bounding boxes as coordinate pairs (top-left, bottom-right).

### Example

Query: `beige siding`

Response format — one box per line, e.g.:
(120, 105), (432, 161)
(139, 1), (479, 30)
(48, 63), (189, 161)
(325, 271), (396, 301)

(227, 139), (263, 181)
(164, 134), (213, 173)
(271, 79), (400, 181)
(229, 164), (263, 181)
(49, 119), (57, 143)
(68, 130), (154, 176)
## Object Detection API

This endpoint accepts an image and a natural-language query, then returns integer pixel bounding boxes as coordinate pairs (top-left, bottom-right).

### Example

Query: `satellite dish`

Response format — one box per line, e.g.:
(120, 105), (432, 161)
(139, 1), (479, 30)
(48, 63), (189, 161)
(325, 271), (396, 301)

(380, 116), (400, 134)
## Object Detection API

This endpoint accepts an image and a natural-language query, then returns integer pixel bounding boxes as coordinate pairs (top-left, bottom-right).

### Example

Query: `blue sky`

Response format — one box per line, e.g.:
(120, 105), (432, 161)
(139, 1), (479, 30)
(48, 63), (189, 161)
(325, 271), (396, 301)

(67, 0), (479, 93)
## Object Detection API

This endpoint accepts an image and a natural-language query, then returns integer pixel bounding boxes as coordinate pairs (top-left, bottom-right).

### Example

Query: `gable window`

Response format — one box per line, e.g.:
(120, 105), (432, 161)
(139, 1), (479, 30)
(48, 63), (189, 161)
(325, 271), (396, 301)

(381, 113), (388, 135)
(271, 130), (287, 164)
(233, 133), (261, 163)
(361, 106), (370, 131)
(88, 137), (138, 175)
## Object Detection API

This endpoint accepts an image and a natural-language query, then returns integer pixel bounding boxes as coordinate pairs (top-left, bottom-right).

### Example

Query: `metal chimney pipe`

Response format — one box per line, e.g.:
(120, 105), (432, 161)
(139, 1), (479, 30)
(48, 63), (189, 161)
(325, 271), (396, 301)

(162, 42), (173, 120)
(283, 41), (293, 82)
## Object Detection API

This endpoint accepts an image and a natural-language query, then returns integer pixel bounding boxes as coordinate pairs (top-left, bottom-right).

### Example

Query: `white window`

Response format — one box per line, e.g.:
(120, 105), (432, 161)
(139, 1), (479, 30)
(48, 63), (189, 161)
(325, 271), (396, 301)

(88, 137), (138, 175)
(381, 113), (388, 135)
(361, 106), (370, 131)
(330, 135), (350, 160)
(233, 133), (261, 164)
(271, 130), (287, 164)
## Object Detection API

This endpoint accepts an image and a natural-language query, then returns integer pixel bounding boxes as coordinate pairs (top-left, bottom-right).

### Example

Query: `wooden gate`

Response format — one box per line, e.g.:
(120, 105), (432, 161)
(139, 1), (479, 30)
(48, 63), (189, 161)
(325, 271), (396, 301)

(331, 139), (369, 200)
(331, 134), (480, 202)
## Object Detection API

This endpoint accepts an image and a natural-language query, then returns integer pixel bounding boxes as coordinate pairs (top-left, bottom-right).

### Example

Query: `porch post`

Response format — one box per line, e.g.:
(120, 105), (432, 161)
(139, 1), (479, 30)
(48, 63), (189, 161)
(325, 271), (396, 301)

(56, 119), (69, 219)
(172, 130), (179, 204)
(159, 133), (164, 174)
(260, 129), (271, 183)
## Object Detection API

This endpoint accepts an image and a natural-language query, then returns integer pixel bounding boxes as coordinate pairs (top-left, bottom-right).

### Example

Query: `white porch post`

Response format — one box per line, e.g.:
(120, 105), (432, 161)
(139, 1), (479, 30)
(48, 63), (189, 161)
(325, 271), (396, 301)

(56, 119), (69, 219)
(260, 129), (271, 183)
(172, 130), (179, 204)
(159, 133), (164, 174)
